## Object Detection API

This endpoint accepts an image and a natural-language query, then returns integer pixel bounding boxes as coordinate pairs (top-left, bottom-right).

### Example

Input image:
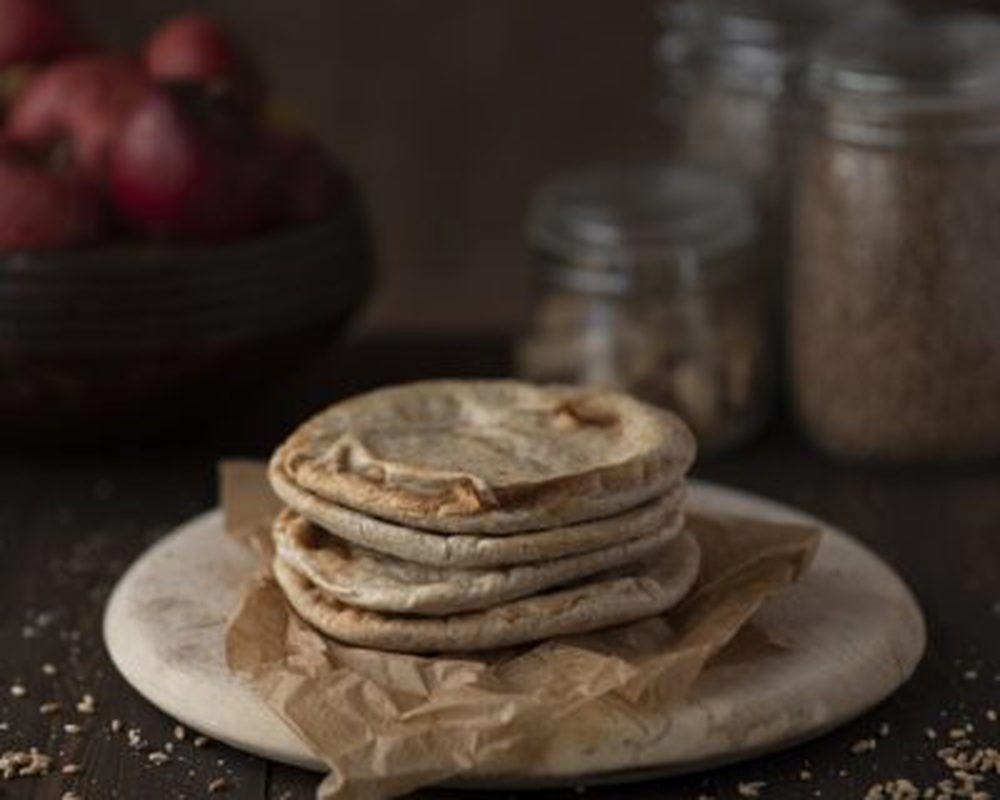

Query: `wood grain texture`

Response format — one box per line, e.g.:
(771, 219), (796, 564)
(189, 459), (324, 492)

(0, 335), (998, 800)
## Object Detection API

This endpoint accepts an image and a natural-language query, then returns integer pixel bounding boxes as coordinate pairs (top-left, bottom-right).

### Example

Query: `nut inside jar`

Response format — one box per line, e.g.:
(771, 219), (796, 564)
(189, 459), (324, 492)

(518, 208), (771, 451)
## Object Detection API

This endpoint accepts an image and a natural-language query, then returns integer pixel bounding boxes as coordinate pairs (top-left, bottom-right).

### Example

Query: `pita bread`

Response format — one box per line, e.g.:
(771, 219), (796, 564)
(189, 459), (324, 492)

(273, 509), (686, 615)
(272, 531), (701, 653)
(270, 468), (685, 567)
(270, 380), (695, 534)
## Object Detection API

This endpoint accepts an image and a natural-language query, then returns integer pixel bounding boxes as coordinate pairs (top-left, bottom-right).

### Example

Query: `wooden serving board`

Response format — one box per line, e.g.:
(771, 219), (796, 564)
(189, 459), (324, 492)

(103, 482), (925, 787)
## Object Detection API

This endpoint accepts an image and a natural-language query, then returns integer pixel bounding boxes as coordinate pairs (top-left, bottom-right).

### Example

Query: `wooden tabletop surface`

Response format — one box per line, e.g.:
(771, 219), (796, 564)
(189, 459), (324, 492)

(1, 336), (998, 800)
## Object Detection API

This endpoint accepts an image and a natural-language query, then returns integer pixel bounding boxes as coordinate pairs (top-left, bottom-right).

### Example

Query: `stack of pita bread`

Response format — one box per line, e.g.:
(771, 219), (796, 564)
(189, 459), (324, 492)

(267, 380), (699, 653)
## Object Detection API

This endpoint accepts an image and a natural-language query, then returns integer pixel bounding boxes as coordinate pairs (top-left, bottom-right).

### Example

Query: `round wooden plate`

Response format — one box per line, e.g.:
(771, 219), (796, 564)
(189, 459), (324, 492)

(103, 482), (925, 787)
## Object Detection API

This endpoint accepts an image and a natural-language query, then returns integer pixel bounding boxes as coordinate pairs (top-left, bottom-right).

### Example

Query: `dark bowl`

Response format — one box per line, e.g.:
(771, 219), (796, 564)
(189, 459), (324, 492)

(0, 196), (373, 448)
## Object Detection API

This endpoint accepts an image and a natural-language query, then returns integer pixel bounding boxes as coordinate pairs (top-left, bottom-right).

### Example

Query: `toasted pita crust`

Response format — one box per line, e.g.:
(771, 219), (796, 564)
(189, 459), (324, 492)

(271, 468), (685, 567)
(273, 509), (685, 615)
(271, 380), (695, 534)
(273, 531), (701, 653)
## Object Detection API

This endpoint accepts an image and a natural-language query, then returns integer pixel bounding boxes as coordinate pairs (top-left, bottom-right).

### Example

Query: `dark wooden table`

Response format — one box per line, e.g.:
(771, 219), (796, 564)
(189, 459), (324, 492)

(1, 336), (998, 800)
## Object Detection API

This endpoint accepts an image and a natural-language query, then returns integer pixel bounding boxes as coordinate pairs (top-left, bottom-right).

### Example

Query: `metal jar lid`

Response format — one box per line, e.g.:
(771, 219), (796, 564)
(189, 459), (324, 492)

(527, 161), (755, 293)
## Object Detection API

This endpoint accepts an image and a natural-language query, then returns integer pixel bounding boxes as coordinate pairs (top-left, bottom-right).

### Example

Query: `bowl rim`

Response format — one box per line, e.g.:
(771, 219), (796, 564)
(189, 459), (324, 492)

(0, 203), (368, 277)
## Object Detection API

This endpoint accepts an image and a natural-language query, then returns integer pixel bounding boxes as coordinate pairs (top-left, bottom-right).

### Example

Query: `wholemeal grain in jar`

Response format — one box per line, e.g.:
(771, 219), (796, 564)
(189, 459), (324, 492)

(790, 8), (1000, 461)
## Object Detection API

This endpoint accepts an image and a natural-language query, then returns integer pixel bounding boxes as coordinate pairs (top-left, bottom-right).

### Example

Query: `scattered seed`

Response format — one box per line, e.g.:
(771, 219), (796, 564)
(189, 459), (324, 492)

(863, 778), (919, 800)
(110, 719), (122, 733)
(39, 701), (62, 715)
(62, 792), (82, 800)
(63, 723), (81, 735)
(208, 776), (231, 793)
(41, 664), (58, 676)
(61, 763), (81, 775)
(987, 709), (997, 722)
(193, 736), (209, 748)
(147, 751), (170, 766)
(801, 770), (813, 780)
(738, 781), (767, 798)
(0, 748), (52, 778)
(925, 728), (938, 740)
(852, 738), (878, 756)
(76, 694), (96, 715)
(964, 670), (980, 681)
(879, 722), (891, 737)
(173, 724), (186, 741)
(9, 684), (27, 698)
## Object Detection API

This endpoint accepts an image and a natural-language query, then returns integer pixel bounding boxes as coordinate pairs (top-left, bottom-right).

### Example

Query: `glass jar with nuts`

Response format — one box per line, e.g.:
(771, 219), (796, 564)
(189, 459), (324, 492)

(518, 162), (771, 454)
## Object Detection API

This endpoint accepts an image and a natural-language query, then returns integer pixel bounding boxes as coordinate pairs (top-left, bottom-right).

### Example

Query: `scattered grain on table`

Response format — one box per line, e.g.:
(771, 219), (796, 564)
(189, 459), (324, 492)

(738, 781), (767, 797)
(76, 694), (96, 714)
(0, 748), (52, 779)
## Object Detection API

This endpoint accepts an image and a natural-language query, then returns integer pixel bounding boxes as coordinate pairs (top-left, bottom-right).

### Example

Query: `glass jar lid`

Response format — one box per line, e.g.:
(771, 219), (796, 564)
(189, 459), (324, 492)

(527, 162), (754, 289)
(808, 7), (1000, 104)
(657, 0), (864, 91)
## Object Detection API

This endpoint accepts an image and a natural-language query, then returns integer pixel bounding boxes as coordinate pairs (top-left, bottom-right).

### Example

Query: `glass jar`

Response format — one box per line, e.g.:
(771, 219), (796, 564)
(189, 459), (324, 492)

(790, 8), (1000, 461)
(517, 162), (771, 454)
(656, 0), (861, 290)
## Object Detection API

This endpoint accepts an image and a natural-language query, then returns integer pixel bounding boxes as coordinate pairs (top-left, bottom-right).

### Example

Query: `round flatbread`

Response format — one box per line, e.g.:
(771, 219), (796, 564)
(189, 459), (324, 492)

(273, 508), (686, 616)
(273, 531), (701, 653)
(270, 380), (695, 534)
(270, 470), (685, 567)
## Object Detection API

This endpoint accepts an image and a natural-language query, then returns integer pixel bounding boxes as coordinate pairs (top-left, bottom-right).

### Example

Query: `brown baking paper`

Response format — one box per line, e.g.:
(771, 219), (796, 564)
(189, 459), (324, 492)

(220, 461), (820, 800)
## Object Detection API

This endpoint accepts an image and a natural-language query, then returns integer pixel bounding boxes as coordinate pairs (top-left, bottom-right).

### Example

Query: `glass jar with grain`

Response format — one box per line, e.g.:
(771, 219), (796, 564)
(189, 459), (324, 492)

(517, 162), (770, 454)
(655, 0), (861, 293)
(790, 9), (1000, 461)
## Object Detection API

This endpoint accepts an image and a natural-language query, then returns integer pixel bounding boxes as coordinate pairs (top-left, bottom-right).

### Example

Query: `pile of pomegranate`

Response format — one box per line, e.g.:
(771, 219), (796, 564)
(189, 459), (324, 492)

(0, 0), (350, 250)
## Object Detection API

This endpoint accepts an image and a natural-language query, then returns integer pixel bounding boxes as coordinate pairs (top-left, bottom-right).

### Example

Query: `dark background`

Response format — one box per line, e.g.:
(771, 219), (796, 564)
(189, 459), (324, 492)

(68, 0), (668, 333)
